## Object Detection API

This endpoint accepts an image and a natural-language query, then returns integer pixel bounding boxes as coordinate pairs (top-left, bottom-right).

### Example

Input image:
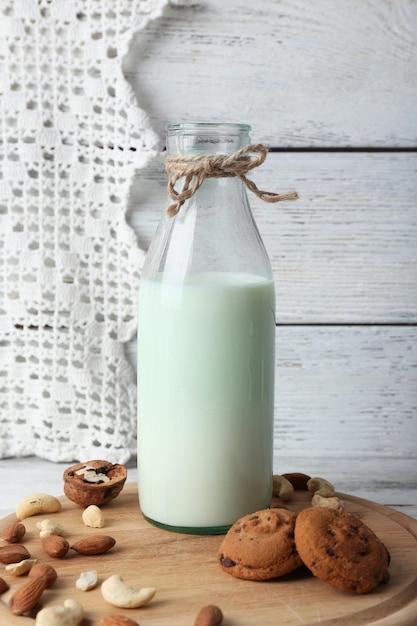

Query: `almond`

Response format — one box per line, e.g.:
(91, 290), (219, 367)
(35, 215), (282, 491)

(0, 577), (10, 594)
(195, 605), (223, 626)
(99, 616), (140, 626)
(9, 576), (46, 615)
(41, 535), (69, 558)
(2, 522), (26, 543)
(0, 544), (31, 564)
(71, 534), (116, 555)
(28, 563), (58, 587)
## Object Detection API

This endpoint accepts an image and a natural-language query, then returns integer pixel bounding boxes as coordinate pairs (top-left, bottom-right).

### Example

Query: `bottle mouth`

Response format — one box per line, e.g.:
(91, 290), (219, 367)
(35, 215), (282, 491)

(166, 123), (251, 155)
(167, 122), (251, 133)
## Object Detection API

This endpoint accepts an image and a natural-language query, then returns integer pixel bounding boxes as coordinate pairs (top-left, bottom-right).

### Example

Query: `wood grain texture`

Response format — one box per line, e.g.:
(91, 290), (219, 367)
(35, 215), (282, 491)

(273, 325), (417, 458)
(1, 484), (417, 625)
(123, 0), (417, 147)
(129, 152), (417, 322)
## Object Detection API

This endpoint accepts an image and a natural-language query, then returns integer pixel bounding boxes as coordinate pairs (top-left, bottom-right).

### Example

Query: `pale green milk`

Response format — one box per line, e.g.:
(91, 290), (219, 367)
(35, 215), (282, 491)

(137, 271), (275, 531)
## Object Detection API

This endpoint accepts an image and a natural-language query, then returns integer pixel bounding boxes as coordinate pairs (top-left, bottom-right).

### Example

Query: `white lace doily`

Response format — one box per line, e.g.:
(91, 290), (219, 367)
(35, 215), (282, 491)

(0, 0), (174, 463)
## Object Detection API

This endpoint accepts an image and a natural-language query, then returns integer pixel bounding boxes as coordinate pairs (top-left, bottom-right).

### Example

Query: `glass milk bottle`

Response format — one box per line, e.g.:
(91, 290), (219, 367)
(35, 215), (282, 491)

(137, 123), (276, 534)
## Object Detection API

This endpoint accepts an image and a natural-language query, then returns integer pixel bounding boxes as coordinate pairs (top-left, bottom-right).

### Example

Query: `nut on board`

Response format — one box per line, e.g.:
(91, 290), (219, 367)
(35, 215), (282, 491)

(2, 522), (26, 543)
(63, 460), (127, 506)
(0, 544), (31, 564)
(71, 535), (116, 556)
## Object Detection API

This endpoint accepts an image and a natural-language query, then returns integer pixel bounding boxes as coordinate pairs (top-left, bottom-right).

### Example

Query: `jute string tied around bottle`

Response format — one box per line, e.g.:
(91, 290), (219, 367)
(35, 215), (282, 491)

(165, 143), (299, 217)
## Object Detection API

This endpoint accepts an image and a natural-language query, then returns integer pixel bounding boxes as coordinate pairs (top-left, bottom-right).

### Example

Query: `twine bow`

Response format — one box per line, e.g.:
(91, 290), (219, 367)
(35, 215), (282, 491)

(165, 143), (299, 217)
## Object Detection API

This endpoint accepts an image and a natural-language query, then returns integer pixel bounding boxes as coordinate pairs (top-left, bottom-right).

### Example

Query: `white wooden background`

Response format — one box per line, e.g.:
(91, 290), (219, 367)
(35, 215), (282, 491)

(1, 0), (416, 520)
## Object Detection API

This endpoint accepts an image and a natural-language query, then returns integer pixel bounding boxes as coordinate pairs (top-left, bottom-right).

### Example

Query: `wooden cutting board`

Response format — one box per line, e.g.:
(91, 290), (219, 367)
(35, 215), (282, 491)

(1, 483), (417, 625)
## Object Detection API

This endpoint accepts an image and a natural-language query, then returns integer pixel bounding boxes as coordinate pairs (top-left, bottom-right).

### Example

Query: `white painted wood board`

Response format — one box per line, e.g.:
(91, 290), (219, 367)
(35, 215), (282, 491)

(128, 151), (417, 323)
(272, 325), (417, 459)
(124, 0), (417, 147)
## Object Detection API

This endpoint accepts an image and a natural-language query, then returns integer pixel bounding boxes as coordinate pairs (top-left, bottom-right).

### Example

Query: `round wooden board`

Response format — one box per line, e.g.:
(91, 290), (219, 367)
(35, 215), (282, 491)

(1, 483), (417, 625)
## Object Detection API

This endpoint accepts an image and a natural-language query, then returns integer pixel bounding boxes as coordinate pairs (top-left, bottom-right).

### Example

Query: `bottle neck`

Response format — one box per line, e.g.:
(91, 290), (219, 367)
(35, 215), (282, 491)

(166, 123), (251, 156)
(141, 123), (274, 282)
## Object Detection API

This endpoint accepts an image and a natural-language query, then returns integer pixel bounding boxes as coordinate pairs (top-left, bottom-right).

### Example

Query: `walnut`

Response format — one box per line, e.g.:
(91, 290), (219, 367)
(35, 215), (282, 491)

(63, 460), (127, 506)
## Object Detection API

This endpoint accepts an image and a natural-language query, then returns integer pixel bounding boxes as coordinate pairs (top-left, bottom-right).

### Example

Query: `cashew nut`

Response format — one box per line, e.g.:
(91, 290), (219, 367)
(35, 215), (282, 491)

(36, 519), (65, 538)
(75, 465), (110, 483)
(35, 599), (84, 626)
(311, 493), (345, 511)
(5, 558), (37, 576)
(82, 504), (105, 528)
(307, 477), (335, 498)
(76, 570), (98, 591)
(16, 493), (61, 520)
(272, 474), (294, 501)
(101, 574), (156, 608)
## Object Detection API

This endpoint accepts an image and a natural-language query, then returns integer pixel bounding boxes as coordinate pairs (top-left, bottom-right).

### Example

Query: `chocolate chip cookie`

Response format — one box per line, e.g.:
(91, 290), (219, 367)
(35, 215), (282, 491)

(294, 507), (390, 593)
(218, 508), (302, 580)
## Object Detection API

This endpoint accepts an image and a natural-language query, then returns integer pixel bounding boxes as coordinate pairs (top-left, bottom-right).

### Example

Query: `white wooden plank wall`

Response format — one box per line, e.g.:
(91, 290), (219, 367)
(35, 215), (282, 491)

(129, 153), (417, 322)
(126, 0), (417, 147)
(122, 1), (417, 498)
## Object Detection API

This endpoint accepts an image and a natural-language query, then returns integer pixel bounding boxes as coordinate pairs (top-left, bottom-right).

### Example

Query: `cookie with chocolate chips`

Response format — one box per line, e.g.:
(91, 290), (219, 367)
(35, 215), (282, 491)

(294, 507), (390, 593)
(218, 508), (302, 580)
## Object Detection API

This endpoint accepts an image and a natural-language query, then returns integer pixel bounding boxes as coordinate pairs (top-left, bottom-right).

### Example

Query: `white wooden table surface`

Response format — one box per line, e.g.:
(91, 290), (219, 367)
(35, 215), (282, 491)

(1, 454), (416, 522)
(1, 1), (416, 525)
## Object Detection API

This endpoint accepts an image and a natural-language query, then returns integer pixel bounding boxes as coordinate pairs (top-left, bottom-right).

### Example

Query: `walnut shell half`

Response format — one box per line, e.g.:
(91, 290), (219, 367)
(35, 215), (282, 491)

(63, 460), (127, 506)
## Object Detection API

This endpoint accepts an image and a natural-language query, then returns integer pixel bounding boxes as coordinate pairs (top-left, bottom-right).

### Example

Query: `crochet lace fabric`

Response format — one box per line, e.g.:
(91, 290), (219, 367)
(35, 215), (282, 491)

(0, 0), (171, 463)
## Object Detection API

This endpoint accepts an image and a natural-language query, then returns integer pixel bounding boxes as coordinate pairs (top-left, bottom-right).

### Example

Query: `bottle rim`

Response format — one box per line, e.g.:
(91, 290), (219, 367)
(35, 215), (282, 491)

(167, 122), (251, 134)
